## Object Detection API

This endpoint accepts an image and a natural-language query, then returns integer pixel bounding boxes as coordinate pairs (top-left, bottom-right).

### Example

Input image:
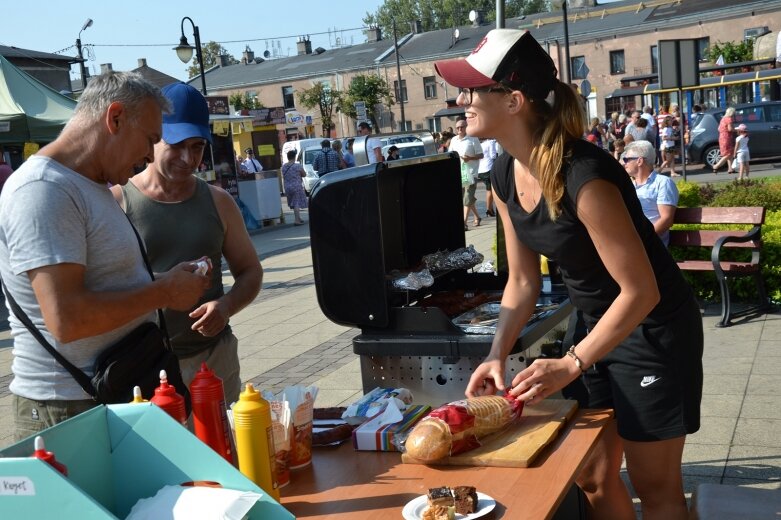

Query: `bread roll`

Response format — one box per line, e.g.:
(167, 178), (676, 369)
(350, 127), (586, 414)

(405, 395), (523, 462)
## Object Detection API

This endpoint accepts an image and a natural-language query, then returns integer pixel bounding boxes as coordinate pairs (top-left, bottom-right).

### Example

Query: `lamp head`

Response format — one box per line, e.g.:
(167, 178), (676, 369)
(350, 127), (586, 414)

(174, 35), (194, 64)
(81, 18), (93, 32)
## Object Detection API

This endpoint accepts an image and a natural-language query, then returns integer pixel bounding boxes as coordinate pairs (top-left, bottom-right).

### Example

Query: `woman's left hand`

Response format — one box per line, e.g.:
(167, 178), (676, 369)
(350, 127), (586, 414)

(506, 357), (582, 405)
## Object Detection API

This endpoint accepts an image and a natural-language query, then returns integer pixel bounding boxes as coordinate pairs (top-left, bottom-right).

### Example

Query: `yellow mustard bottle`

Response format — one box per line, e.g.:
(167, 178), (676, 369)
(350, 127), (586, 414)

(233, 383), (280, 501)
(540, 255), (550, 275)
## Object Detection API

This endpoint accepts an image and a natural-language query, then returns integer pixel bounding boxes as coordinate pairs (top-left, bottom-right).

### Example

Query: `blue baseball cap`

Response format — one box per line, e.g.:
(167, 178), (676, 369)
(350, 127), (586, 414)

(161, 82), (212, 145)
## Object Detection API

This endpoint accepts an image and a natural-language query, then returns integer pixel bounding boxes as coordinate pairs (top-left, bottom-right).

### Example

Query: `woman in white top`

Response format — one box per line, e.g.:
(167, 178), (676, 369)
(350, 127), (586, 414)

(478, 138), (499, 216)
(658, 117), (679, 177)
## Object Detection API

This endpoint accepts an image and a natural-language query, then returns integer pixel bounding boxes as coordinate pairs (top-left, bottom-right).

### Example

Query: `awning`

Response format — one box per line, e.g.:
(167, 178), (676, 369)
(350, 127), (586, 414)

(433, 106), (466, 117)
(605, 86), (644, 99)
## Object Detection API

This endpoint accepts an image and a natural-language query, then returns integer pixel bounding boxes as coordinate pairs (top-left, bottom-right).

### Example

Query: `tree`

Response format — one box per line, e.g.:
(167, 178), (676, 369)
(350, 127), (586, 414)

(363, 0), (547, 38)
(339, 75), (395, 131)
(187, 41), (239, 79)
(229, 92), (264, 110)
(297, 82), (343, 137)
(705, 40), (754, 66)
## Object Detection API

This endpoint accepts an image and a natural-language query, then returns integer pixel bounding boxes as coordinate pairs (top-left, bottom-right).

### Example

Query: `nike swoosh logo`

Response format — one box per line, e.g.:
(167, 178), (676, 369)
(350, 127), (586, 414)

(640, 377), (661, 388)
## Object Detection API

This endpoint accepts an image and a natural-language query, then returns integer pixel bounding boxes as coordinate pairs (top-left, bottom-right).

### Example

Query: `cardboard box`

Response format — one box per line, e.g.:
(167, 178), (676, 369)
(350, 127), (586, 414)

(0, 403), (293, 519)
(352, 405), (431, 452)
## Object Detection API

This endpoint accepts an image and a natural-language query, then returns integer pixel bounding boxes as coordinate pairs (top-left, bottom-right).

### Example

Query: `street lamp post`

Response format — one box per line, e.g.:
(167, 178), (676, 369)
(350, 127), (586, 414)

(173, 16), (207, 96)
(76, 18), (92, 90)
(551, 0), (572, 84)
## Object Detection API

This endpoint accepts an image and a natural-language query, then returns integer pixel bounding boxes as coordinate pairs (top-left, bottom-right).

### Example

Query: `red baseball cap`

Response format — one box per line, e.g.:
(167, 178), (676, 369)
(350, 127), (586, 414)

(435, 29), (558, 100)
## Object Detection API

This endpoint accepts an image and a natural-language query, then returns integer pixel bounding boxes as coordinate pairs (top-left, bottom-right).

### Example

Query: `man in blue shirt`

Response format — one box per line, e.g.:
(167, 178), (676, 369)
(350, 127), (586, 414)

(623, 140), (678, 246)
(312, 139), (341, 176)
(343, 138), (356, 168)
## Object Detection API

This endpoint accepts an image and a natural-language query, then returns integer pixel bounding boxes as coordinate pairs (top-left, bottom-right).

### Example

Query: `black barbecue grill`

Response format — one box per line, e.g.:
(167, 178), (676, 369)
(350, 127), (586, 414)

(309, 152), (571, 403)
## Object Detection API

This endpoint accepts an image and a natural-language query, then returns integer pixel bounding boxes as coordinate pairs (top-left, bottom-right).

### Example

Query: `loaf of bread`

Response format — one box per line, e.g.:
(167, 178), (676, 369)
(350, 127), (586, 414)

(405, 395), (523, 462)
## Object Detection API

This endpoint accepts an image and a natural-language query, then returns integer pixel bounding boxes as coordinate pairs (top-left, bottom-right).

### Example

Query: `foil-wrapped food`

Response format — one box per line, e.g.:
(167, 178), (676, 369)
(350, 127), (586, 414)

(423, 246), (484, 272)
(391, 268), (435, 291)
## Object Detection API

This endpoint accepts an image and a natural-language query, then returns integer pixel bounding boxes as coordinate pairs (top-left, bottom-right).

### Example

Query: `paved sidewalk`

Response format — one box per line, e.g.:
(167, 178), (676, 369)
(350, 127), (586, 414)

(1, 188), (779, 510)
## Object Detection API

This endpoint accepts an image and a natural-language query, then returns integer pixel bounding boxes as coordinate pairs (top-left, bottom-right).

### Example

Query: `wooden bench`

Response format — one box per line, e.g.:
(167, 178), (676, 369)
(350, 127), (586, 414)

(670, 206), (769, 327)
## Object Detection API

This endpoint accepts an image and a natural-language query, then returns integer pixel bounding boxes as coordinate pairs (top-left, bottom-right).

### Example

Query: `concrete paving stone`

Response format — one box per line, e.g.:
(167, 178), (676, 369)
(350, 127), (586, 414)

(687, 416), (738, 445)
(701, 343), (756, 359)
(746, 374), (781, 396)
(238, 356), (289, 378)
(733, 417), (781, 447)
(701, 374), (749, 395)
(681, 443), (731, 477)
(725, 445), (781, 481)
(700, 394), (743, 418)
(249, 344), (319, 360)
(683, 475), (722, 499)
(314, 389), (364, 408)
(702, 357), (754, 375)
(756, 340), (781, 357)
(750, 356), (781, 375)
(739, 395), (781, 420)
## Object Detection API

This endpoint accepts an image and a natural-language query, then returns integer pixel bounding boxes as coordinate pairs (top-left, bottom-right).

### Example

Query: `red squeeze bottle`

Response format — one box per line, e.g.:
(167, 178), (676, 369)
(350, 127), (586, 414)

(151, 369), (187, 425)
(189, 362), (234, 463)
(32, 436), (68, 476)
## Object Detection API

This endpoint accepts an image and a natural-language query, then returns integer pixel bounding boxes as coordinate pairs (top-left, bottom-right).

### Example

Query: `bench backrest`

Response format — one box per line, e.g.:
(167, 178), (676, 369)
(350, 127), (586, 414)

(670, 207), (765, 249)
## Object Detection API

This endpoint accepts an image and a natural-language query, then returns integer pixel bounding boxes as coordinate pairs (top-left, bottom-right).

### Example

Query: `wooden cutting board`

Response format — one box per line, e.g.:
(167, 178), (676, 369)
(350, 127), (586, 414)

(402, 399), (578, 468)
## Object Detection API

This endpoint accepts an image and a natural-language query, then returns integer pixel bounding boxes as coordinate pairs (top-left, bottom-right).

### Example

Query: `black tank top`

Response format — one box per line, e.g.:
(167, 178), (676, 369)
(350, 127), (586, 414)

(491, 139), (691, 325)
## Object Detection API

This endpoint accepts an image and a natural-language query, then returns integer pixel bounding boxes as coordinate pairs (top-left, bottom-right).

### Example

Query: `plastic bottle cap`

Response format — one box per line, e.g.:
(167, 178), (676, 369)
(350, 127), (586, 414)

(159, 369), (168, 381)
(240, 382), (261, 401)
(34, 436), (45, 452)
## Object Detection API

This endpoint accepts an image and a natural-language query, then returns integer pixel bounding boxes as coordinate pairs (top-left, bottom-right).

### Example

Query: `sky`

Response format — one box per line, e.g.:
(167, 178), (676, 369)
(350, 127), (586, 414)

(1, 0), (623, 83)
(0, 0), (387, 82)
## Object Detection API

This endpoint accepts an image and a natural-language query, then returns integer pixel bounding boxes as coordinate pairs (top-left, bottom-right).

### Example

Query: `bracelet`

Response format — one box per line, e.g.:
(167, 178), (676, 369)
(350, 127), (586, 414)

(566, 346), (587, 374)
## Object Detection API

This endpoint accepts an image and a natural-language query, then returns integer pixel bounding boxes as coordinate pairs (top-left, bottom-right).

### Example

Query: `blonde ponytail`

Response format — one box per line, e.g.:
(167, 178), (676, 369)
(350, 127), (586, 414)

(529, 81), (587, 220)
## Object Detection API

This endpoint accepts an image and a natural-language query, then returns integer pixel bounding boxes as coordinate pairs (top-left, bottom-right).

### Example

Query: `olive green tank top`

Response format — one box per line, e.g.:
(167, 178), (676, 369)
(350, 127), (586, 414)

(122, 178), (228, 356)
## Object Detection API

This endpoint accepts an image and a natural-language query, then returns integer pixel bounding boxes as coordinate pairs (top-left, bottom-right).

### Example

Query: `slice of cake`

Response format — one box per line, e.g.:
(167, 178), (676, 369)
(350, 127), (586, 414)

(453, 485), (479, 515)
(427, 487), (454, 508)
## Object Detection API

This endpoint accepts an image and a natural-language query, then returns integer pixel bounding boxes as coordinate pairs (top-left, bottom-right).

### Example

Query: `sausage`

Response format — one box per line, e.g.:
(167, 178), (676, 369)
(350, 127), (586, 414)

(312, 423), (354, 446)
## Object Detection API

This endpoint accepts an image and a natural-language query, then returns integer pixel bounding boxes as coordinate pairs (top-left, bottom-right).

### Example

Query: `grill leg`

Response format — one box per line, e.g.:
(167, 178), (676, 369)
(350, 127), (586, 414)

(717, 274), (732, 328)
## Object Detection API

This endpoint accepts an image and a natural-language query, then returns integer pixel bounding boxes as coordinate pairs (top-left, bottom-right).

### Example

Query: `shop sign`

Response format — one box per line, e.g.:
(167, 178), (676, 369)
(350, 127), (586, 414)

(206, 96), (230, 115)
(286, 111), (305, 125)
(257, 144), (275, 157)
(249, 107), (286, 126)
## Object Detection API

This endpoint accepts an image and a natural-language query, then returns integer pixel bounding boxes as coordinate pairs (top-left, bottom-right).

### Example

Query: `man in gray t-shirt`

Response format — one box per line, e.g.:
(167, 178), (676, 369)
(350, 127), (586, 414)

(0, 72), (209, 441)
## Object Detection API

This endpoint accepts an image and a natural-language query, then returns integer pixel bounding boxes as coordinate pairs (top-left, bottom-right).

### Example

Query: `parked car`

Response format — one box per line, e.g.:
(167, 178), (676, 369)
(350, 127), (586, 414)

(300, 146), (322, 193)
(688, 101), (781, 168)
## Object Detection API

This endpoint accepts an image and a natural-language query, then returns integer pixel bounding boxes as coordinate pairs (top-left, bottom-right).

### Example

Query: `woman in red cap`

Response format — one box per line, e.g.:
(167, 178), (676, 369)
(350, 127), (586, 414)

(436, 29), (702, 520)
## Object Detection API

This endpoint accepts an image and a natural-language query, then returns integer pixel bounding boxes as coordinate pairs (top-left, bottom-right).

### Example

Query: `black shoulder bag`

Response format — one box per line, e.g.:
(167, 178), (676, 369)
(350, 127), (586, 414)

(2, 221), (190, 408)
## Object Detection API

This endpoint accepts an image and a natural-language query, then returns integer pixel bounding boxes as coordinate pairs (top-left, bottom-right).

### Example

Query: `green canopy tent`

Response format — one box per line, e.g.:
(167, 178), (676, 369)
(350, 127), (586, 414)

(0, 54), (76, 145)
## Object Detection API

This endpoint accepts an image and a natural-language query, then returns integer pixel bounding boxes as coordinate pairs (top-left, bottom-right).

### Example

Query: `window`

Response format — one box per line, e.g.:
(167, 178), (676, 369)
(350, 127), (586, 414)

(696, 37), (710, 62)
(744, 26), (770, 40)
(282, 86), (295, 109)
(650, 45), (658, 74)
(609, 50), (625, 75)
(394, 79), (408, 103)
(734, 106), (764, 123)
(570, 56), (587, 80)
(768, 104), (781, 123)
(423, 76), (437, 99)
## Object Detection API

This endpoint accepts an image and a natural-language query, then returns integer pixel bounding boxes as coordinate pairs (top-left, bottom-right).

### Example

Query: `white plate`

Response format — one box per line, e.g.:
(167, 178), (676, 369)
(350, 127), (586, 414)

(402, 492), (496, 520)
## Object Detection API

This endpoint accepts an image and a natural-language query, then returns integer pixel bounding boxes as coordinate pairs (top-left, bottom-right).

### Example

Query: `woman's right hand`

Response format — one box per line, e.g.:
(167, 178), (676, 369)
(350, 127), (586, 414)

(465, 357), (507, 397)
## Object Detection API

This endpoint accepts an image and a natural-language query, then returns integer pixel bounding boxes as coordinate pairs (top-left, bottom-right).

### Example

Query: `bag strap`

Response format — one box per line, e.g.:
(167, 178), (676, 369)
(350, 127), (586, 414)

(0, 213), (174, 399)
(1, 279), (98, 398)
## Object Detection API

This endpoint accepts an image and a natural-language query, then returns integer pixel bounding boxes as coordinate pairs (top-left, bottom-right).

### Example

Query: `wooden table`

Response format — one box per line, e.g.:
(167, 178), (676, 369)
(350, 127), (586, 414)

(280, 408), (613, 519)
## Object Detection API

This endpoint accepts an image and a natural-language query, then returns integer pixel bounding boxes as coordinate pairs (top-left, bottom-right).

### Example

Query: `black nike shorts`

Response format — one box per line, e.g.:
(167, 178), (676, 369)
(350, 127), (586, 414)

(578, 296), (704, 442)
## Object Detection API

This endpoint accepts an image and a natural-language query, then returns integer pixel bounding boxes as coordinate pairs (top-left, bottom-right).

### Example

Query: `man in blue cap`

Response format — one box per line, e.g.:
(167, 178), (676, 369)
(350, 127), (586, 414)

(111, 82), (262, 404)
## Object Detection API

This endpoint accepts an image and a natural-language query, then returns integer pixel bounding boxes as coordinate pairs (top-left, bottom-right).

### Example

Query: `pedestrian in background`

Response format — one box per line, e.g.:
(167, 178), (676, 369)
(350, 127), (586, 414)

(449, 119), (483, 230)
(0, 72), (209, 440)
(112, 82), (262, 405)
(478, 138), (498, 217)
(358, 122), (383, 164)
(281, 149), (308, 225)
(242, 147), (263, 173)
(331, 139), (347, 169)
(623, 140), (679, 247)
(343, 138), (356, 168)
(712, 107), (737, 174)
(735, 124), (751, 180)
(313, 139), (340, 176)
